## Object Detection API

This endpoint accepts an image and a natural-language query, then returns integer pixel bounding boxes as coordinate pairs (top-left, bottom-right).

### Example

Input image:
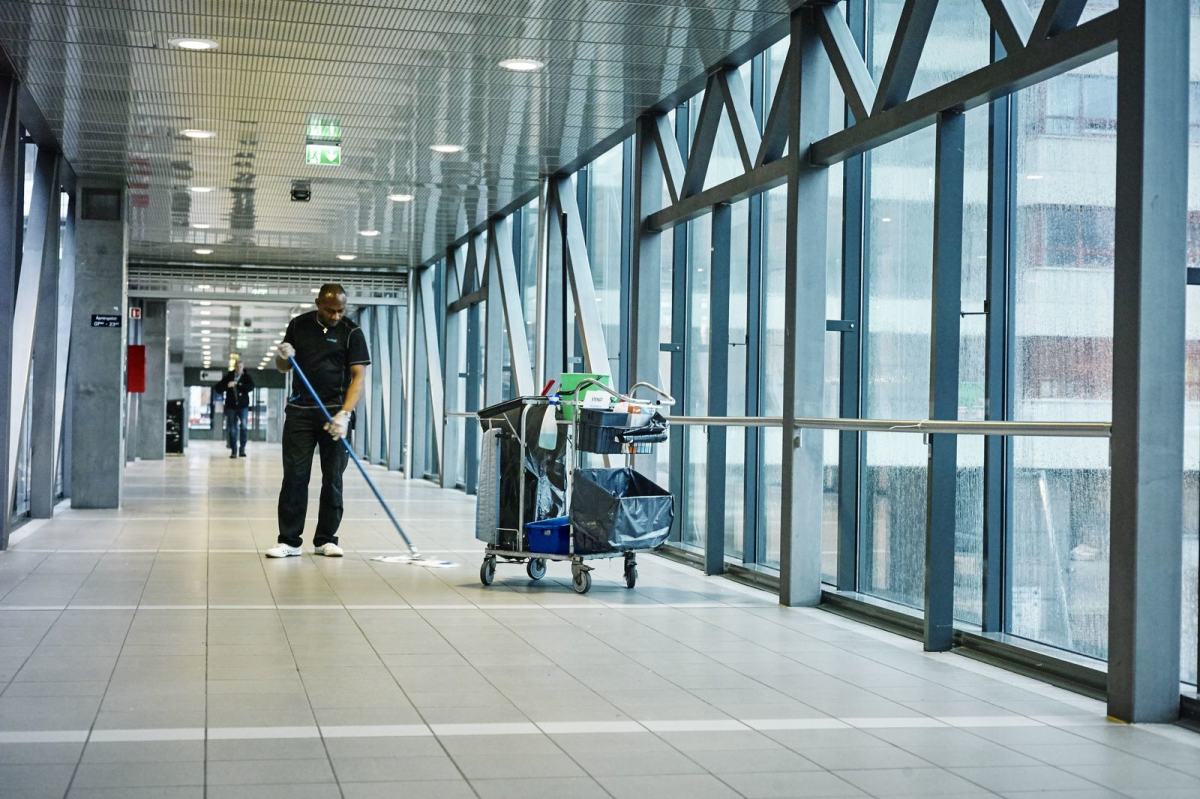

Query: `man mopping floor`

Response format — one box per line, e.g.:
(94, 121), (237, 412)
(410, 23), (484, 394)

(266, 283), (371, 558)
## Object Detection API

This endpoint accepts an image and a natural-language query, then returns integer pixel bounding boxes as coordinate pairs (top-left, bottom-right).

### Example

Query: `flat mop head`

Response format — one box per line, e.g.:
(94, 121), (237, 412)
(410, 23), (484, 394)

(371, 552), (459, 568)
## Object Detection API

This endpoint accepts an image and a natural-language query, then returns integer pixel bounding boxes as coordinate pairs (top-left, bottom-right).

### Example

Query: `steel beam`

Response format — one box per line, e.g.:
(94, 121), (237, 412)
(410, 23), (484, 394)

(680, 74), (726, 199)
(8, 146), (57, 512)
(817, 4), (876, 123)
(1107, 0), (1189, 723)
(982, 35), (1015, 634)
(1029, 0), (1088, 42)
(980, 0), (1034, 55)
(30, 156), (62, 517)
(836, 0), (867, 592)
(652, 114), (686, 206)
(630, 116), (667, 403)
(387, 306), (405, 471)
(532, 179), (549, 387)
(779, 8), (830, 607)
(55, 192), (75, 497)
(556, 176), (613, 375)
(647, 158), (789, 232)
(418, 266), (445, 463)
(812, 10), (1118, 165)
(544, 184), (566, 378)
(756, 40), (795, 168)
(483, 225), (505, 405)
(871, 0), (938, 115)
(705, 202), (732, 576)
(924, 109), (965, 653)
(717, 68), (762, 173)
(491, 216), (534, 396)
(0, 76), (15, 543)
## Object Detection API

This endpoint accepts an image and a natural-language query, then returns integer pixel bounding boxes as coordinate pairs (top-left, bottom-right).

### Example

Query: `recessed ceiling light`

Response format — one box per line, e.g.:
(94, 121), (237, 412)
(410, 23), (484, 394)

(387, 193), (413, 203)
(498, 57), (544, 72)
(1025, 174), (1044, 180)
(336, 254), (357, 261)
(192, 223), (210, 229)
(189, 186), (214, 193)
(430, 144), (462, 154)
(359, 229), (380, 237)
(201, 337), (211, 343)
(169, 37), (219, 51)
(181, 128), (216, 139)
(199, 310), (211, 315)
(198, 301), (212, 306)
(196, 284), (212, 290)
(880, 217), (893, 223)
(194, 248), (213, 255)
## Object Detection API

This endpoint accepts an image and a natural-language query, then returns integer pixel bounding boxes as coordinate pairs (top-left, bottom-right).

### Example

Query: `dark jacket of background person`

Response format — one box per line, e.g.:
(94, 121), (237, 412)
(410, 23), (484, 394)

(215, 370), (255, 410)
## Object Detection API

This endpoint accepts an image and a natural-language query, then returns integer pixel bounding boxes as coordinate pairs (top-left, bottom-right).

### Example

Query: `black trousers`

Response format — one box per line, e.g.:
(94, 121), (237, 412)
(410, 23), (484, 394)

(277, 407), (349, 547)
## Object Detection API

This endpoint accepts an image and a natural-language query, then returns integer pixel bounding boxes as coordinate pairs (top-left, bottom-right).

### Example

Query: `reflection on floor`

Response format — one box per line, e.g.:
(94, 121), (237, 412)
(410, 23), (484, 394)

(0, 442), (1196, 798)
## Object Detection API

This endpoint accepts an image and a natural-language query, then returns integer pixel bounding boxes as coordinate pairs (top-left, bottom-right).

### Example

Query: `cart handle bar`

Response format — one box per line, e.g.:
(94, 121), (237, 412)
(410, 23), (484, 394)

(570, 378), (676, 408)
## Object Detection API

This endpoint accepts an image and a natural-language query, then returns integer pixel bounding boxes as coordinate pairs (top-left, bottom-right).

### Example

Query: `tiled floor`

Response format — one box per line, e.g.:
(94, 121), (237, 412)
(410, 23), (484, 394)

(0, 442), (1196, 798)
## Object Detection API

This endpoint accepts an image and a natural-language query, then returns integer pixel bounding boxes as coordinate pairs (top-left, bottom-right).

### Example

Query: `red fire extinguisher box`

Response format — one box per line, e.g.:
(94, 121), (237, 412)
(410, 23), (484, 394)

(127, 344), (146, 393)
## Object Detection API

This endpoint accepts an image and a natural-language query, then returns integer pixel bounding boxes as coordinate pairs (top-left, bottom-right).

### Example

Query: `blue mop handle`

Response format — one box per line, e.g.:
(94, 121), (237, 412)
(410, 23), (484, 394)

(287, 355), (419, 555)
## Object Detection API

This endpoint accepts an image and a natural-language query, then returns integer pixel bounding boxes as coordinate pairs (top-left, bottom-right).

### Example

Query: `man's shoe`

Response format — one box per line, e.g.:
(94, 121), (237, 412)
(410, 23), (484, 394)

(238, 451), (247, 457)
(229, 452), (237, 459)
(314, 543), (344, 558)
(265, 544), (303, 558)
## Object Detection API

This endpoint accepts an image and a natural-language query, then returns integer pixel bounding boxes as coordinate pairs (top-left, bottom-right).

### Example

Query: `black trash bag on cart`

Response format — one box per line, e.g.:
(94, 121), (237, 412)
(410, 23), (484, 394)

(570, 468), (674, 555)
(617, 411), (669, 445)
(478, 398), (566, 550)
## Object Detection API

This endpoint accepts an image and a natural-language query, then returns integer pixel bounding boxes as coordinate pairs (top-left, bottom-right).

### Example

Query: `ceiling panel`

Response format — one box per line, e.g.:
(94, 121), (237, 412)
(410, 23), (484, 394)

(0, 0), (790, 269)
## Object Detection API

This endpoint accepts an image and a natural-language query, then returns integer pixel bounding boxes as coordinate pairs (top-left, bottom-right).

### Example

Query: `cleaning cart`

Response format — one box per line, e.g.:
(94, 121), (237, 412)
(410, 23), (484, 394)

(475, 380), (675, 594)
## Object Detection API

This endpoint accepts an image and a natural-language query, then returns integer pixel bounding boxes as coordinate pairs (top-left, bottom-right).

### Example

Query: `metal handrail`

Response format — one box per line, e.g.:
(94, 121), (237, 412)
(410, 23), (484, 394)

(449, 410), (1110, 438)
(663, 415), (1111, 438)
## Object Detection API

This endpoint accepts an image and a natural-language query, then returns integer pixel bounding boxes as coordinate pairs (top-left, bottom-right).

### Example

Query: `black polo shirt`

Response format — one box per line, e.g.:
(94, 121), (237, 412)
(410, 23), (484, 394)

(283, 311), (371, 409)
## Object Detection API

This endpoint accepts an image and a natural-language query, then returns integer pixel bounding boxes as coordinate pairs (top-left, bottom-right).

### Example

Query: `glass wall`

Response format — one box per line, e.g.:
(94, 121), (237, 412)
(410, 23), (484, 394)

(682, 213), (712, 551)
(1008, 57), (1117, 660)
(585, 143), (625, 378)
(427, 0), (1199, 702)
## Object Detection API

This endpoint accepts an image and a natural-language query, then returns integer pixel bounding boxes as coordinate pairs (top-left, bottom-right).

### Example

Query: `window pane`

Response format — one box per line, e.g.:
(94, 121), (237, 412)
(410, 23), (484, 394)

(762, 186), (787, 567)
(585, 144), (625, 378)
(520, 199), (540, 366)
(684, 214), (712, 551)
(1183, 0), (1200, 687)
(860, 128), (934, 610)
(1009, 58), (1116, 659)
(725, 201), (750, 561)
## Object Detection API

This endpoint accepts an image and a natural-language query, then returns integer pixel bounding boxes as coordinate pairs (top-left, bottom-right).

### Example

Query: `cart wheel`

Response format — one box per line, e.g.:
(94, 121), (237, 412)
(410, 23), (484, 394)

(480, 556), (496, 586)
(624, 563), (638, 589)
(572, 567), (592, 594)
(526, 558), (546, 581)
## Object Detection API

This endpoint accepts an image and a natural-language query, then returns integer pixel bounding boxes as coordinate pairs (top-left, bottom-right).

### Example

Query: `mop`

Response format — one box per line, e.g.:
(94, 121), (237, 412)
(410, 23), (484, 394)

(288, 356), (458, 568)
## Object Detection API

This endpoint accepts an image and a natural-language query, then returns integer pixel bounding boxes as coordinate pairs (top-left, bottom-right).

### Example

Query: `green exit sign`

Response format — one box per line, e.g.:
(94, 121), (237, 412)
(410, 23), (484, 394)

(305, 144), (341, 166)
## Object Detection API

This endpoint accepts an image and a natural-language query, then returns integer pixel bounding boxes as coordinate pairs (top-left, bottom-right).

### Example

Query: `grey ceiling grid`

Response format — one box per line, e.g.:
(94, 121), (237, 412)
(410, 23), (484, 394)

(0, 0), (790, 268)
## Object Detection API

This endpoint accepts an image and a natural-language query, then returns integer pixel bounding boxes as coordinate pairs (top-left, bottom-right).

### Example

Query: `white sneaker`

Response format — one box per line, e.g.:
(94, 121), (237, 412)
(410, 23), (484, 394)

(314, 543), (343, 558)
(265, 544), (302, 558)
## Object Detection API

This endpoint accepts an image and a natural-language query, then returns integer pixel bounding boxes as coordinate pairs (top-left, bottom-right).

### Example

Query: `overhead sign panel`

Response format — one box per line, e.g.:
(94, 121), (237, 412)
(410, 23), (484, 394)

(305, 144), (341, 166)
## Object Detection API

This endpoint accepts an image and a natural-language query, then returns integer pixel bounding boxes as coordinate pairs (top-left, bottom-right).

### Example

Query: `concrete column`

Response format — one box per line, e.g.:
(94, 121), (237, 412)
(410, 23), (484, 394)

(134, 300), (167, 460)
(166, 300), (188, 451)
(68, 185), (127, 508)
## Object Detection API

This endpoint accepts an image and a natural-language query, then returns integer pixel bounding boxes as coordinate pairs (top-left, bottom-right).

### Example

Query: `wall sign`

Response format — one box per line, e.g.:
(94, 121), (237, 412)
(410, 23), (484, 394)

(199, 369), (225, 382)
(91, 314), (121, 328)
(129, 307), (142, 320)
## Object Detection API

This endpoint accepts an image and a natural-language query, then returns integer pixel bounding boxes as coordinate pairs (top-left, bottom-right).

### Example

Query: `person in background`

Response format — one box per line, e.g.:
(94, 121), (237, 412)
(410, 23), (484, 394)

(266, 283), (370, 558)
(214, 358), (254, 459)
